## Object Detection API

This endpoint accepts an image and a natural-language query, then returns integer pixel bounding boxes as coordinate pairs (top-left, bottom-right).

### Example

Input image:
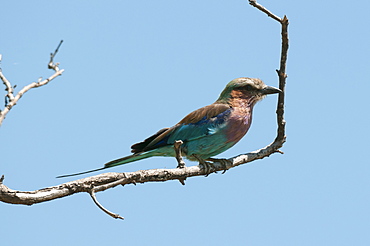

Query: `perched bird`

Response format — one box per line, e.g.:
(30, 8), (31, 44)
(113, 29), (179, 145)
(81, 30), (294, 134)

(57, 77), (281, 178)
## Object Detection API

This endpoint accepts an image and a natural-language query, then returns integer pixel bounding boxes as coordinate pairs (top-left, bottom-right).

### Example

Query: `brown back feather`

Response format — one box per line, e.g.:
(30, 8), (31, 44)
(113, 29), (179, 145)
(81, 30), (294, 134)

(131, 103), (230, 153)
(178, 103), (230, 124)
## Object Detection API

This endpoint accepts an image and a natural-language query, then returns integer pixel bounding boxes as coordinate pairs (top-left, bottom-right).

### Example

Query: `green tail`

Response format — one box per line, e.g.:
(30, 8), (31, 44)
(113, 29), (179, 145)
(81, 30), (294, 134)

(56, 152), (155, 178)
(103, 152), (155, 168)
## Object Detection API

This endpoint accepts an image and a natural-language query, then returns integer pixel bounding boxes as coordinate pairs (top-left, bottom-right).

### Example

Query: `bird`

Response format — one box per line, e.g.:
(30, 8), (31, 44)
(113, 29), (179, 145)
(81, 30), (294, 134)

(57, 77), (281, 178)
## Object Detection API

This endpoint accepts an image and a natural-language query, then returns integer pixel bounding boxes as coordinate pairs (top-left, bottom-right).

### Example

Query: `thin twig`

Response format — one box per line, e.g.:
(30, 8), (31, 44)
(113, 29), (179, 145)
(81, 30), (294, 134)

(48, 40), (63, 71)
(248, 0), (282, 23)
(0, 41), (65, 126)
(89, 189), (124, 220)
(0, 55), (15, 104)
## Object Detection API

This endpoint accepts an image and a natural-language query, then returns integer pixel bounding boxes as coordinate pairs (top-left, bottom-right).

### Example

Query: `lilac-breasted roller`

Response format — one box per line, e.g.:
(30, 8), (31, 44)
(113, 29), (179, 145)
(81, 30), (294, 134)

(57, 77), (281, 178)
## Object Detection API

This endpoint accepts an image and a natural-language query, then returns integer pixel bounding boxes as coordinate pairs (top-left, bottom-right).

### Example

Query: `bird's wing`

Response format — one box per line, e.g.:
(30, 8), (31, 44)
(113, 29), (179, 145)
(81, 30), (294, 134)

(130, 127), (170, 153)
(168, 103), (232, 142)
(178, 103), (231, 125)
(131, 103), (231, 153)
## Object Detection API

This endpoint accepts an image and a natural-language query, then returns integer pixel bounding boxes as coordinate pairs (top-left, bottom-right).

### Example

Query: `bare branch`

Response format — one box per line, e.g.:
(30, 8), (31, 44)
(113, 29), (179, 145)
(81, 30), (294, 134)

(0, 41), (65, 126)
(0, 142), (282, 205)
(276, 15), (289, 142)
(249, 0), (289, 145)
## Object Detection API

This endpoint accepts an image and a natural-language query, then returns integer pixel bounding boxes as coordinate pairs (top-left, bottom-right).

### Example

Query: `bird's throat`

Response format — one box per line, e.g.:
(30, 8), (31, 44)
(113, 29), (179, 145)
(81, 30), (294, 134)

(228, 89), (257, 109)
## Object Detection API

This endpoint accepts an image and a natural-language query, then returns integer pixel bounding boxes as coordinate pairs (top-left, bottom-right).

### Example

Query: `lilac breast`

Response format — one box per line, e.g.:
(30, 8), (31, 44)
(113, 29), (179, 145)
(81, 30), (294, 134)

(225, 108), (253, 144)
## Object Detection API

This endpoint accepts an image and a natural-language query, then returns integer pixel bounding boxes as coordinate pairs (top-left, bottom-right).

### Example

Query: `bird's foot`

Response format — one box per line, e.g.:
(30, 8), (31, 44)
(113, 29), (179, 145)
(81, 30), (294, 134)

(206, 158), (232, 174)
(174, 140), (186, 168)
(192, 154), (216, 177)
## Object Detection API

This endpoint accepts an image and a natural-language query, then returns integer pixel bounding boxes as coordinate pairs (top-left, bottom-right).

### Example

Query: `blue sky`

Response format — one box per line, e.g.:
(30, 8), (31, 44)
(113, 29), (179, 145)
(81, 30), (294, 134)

(1, 0), (370, 245)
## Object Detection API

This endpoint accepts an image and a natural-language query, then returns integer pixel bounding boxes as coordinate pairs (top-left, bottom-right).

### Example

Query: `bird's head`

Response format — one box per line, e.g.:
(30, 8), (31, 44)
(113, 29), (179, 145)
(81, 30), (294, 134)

(216, 77), (281, 106)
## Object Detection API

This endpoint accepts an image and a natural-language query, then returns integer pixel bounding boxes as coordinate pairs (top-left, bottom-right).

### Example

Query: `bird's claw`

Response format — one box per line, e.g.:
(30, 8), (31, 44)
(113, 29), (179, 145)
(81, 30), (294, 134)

(176, 160), (186, 169)
(203, 161), (216, 177)
(193, 154), (216, 177)
(206, 158), (232, 174)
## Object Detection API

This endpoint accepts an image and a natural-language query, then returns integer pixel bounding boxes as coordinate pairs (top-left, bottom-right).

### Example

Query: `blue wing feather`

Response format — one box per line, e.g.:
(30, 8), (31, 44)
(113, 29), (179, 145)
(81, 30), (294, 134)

(132, 103), (232, 155)
(168, 108), (232, 142)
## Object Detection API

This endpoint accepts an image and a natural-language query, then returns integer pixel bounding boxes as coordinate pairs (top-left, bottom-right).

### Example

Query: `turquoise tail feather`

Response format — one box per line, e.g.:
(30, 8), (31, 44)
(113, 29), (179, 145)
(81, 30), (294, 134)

(56, 152), (156, 178)
(103, 152), (156, 168)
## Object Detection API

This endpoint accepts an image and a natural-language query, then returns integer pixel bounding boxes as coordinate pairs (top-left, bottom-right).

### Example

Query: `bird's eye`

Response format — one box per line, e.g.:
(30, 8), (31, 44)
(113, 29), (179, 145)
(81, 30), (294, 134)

(244, 84), (254, 90)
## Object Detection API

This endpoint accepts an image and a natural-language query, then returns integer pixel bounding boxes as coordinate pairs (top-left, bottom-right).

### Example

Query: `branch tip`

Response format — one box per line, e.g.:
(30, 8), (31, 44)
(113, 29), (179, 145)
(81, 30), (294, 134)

(248, 0), (283, 23)
(48, 40), (64, 70)
(283, 15), (289, 23)
(89, 189), (124, 220)
(178, 178), (186, 185)
(51, 40), (63, 59)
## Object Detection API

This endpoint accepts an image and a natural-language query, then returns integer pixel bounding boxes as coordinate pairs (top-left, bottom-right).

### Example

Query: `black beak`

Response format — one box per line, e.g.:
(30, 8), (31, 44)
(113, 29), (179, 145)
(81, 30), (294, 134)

(261, 85), (282, 95)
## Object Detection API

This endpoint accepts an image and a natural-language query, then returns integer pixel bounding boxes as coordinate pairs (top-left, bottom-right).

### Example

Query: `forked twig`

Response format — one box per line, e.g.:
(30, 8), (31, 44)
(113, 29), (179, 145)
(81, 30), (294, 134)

(0, 40), (65, 126)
